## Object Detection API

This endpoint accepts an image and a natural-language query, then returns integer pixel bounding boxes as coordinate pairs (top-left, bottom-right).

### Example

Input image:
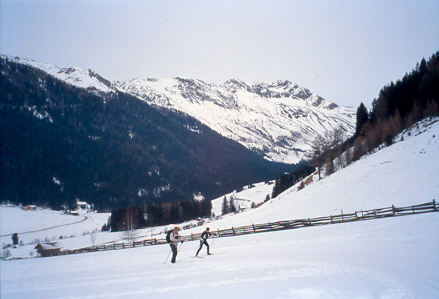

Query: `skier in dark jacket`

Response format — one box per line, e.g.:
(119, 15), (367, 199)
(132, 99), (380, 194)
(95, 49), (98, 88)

(167, 227), (183, 263)
(196, 227), (215, 256)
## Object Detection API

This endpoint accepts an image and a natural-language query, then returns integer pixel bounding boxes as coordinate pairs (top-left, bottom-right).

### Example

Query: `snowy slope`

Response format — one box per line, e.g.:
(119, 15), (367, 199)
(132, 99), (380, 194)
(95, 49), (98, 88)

(207, 118), (439, 230)
(0, 207), (111, 257)
(2, 55), (114, 94)
(1, 118), (438, 298)
(117, 78), (356, 163)
(0, 206), (89, 236)
(210, 181), (275, 217)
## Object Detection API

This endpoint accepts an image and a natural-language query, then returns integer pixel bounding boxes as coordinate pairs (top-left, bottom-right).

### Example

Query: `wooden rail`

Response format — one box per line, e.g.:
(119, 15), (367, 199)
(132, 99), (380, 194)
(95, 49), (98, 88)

(49, 200), (437, 257)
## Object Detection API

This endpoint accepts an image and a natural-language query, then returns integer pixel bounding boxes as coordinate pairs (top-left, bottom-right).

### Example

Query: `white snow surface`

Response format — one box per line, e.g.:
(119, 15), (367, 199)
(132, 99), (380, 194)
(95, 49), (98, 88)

(1, 118), (439, 298)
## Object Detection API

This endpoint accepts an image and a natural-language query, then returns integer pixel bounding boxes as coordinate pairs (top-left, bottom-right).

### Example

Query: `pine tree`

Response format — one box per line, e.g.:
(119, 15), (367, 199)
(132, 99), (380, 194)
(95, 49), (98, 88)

(355, 102), (369, 137)
(229, 196), (237, 213)
(221, 196), (229, 215)
(12, 233), (19, 247)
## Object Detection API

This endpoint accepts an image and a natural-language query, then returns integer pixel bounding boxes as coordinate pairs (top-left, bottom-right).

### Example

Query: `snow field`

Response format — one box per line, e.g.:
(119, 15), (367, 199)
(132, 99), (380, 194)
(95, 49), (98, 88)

(1, 213), (438, 298)
(0, 209), (111, 257)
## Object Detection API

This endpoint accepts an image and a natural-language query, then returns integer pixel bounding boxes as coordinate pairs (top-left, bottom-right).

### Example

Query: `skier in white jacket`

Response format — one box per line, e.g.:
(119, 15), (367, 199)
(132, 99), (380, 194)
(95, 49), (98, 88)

(167, 227), (183, 263)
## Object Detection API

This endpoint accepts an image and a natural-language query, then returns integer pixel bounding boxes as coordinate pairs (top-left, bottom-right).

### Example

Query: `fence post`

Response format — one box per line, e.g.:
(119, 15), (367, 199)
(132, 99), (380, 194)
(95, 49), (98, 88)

(252, 224), (256, 233)
(217, 228), (221, 237)
(341, 210), (344, 222)
(392, 205), (396, 216)
(330, 215), (333, 223)
(232, 227), (235, 236)
(434, 199), (437, 212)
(191, 233), (194, 241)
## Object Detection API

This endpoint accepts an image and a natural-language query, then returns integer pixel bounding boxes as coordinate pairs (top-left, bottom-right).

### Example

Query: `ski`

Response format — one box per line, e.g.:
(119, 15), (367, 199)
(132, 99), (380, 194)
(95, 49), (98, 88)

(190, 256), (203, 258)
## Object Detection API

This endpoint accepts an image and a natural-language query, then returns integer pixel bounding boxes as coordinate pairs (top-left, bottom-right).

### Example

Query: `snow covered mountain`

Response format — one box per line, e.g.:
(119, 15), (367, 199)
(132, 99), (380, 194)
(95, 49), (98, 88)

(2, 56), (114, 95)
(2, 55), (356, 164)
(2, 55), (297, 209)
(117, 78), (356, 163)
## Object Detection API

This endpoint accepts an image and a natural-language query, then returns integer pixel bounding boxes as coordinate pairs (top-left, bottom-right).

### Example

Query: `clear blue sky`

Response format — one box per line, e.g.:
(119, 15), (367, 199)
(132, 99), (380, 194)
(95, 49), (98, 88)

(1, 0), (438, 108)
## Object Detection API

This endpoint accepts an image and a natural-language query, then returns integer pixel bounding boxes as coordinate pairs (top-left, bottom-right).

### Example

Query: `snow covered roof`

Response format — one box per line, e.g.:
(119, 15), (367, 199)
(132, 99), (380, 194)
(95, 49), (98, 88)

(35, 242), (61, 250)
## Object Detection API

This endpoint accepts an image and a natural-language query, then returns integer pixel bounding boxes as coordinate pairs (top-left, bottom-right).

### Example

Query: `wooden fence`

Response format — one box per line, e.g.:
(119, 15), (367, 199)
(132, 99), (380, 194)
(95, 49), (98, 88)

(52, 200), (437, 257)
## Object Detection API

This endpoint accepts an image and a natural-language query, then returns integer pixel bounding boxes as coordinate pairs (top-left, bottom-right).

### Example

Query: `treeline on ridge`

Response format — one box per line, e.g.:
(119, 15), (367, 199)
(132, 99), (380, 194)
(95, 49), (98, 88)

(271, 161), (313, 199)
(311, 50), (439, 171)
(107, 199), (212, 232)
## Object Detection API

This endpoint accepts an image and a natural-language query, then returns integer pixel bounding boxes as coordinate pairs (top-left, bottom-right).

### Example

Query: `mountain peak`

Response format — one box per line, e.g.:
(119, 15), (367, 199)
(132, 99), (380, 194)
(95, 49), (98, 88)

(223, 79), (251, 92)
(1, 55), (113, 94)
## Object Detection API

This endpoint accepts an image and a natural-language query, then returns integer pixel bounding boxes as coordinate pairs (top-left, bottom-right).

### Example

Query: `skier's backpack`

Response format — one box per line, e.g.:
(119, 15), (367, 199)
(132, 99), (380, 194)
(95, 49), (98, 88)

(166, 230), (172, 243)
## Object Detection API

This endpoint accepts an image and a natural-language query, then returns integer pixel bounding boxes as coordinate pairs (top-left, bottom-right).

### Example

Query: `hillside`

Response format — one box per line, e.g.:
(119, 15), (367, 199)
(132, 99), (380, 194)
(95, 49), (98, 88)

(1, 118), (438, 298)
(1, 56), (296, 210)
(208, 117), (439, 227)
(118, 78), (356, 163)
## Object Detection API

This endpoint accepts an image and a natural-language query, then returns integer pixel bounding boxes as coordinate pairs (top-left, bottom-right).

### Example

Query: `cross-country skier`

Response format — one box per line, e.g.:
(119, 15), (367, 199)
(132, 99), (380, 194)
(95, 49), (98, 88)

(167, 226), (183, 263)
(195, 227), (215, 256)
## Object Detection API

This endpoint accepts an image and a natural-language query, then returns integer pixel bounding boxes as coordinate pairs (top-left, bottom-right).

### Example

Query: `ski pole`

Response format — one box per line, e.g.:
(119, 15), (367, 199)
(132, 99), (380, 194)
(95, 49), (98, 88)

(211, 234), (215, 248)
(177, 241), (184, 253)
(164, 248), (172, 264)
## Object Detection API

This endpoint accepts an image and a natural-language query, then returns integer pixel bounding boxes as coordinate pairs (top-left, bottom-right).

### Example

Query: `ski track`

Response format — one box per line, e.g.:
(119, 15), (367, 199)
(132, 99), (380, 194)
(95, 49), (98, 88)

(0, 216), (88, 237)
(2, 214), (438, 298)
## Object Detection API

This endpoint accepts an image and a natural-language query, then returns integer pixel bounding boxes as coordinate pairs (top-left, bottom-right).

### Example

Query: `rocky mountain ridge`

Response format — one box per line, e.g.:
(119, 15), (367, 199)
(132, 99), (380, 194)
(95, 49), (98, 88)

(3, 55), (356, 163)
(117, 77), (356, 163)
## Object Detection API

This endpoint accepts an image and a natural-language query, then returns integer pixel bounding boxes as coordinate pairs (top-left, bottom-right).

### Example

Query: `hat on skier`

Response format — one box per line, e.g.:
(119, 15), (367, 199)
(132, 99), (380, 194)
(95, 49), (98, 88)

(174, 226), (180, 230)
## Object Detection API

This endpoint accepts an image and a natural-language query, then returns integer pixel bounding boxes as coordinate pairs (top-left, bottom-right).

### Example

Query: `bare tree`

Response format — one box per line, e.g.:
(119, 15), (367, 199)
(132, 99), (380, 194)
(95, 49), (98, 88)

(353, 137), (366, 161)
(90, 231), (97, 248)
(123, 209), (137, 244)
(344, 144), (353, 166)
(324, 156), (335, 176)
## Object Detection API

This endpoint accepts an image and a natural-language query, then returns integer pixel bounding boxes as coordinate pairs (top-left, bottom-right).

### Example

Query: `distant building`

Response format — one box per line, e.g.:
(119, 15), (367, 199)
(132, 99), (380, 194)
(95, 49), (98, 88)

(76, 201), (91, 211)
(34, 242), (62, 257)
(73, 200), (94, 214)
(22, 205), (37, 211)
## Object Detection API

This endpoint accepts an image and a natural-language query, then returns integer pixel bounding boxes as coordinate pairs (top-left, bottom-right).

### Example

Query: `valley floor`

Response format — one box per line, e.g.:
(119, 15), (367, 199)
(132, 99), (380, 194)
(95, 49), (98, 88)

(1, 212), (438, 298)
